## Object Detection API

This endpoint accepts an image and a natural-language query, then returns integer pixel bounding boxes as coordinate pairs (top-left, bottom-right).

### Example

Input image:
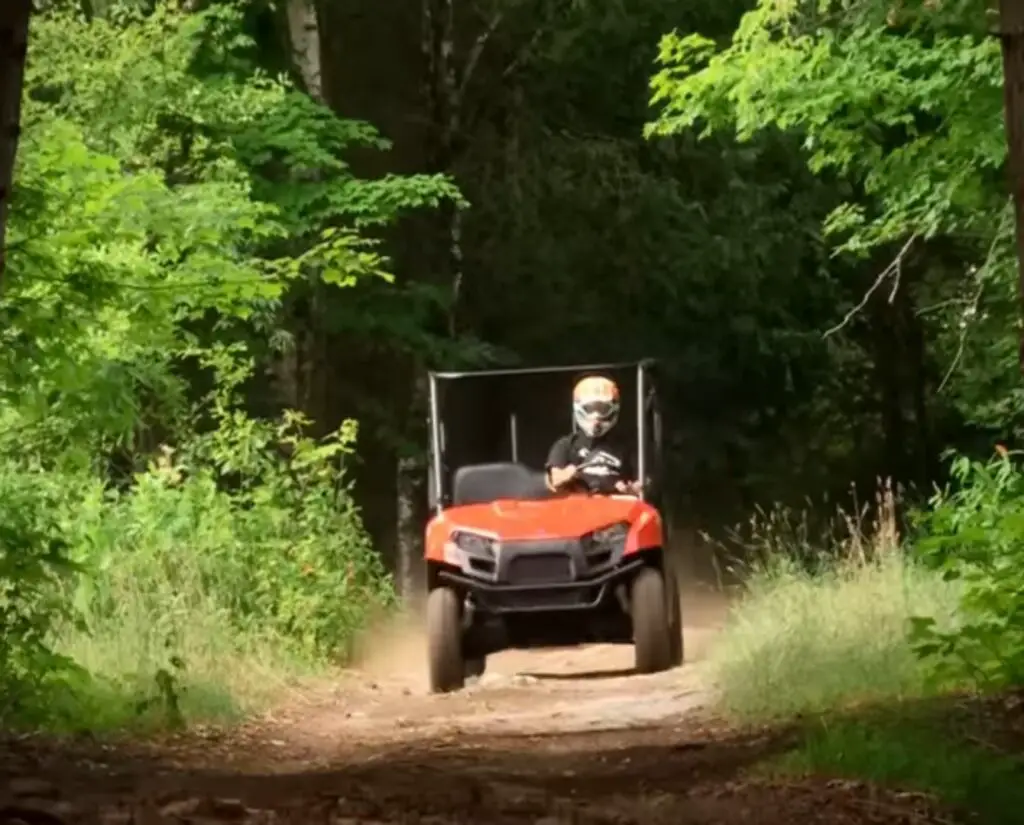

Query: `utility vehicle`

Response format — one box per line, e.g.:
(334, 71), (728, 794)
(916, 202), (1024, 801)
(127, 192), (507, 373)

(419, 360), (684, 691)
(423, 360), (682, 693)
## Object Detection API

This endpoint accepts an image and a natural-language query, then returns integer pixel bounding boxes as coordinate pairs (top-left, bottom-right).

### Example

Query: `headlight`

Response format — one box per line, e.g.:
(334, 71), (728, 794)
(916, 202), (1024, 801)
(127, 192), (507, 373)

(450, 530), (496, 557)
(587, 521), (630, 547)
(444, 530), (496, 570)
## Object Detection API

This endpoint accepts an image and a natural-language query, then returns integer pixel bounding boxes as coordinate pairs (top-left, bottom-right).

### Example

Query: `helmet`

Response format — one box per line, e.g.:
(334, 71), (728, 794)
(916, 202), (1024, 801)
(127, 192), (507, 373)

(573, 375), (620, 438)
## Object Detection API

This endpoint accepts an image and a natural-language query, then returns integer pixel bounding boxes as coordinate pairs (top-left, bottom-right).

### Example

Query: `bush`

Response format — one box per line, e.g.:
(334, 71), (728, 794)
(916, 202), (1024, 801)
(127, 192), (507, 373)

(0, 465), (86, 727)
(707, 486), (961, 721)
(0, 407), (395, 733)
(911, 449), (1024, 691)
(75, 411), (392, 659)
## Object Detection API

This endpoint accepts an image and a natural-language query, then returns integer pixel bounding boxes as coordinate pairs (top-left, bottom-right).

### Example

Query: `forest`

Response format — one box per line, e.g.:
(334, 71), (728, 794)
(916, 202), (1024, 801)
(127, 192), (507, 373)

(1, 0), (1024, 756)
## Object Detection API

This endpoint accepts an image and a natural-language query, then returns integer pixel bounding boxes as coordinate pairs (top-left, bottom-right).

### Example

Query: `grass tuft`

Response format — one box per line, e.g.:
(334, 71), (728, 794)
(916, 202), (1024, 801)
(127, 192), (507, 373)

(705, 483), (1024, 824)
(707, 483), (961, 720)
(53, 596), (323, 734)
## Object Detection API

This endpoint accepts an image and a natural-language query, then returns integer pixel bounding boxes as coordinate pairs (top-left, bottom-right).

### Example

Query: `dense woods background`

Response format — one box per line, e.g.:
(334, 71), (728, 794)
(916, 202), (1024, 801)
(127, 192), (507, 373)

(3, 0), (1024, 730)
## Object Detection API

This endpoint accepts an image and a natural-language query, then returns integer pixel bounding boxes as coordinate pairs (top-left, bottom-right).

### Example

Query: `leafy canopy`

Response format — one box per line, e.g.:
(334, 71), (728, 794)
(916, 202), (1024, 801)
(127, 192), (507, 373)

(0, 0), (465, 728)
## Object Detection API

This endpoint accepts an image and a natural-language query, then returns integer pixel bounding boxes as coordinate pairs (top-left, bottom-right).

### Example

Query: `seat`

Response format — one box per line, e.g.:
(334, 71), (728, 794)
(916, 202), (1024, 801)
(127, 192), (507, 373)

(451, 462), (551, 506)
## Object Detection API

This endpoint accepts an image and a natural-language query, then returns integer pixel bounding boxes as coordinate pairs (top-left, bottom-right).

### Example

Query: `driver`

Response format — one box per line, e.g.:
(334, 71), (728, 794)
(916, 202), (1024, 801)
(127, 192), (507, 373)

(545, 375), (641, 495)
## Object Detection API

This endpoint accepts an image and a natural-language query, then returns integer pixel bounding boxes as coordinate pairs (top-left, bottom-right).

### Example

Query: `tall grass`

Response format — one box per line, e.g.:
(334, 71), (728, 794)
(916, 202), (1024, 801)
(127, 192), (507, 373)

(52, 544), (318, 732)
(707, 483), (961, 721)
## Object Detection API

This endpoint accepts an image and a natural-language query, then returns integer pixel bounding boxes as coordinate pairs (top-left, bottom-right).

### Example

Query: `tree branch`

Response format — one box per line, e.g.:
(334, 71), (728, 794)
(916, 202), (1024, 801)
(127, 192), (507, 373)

(457, 10), (504, 102)
(823, 234), (918, 339)
(502, 26), (544, 79)
(937, 197), (1015, 392)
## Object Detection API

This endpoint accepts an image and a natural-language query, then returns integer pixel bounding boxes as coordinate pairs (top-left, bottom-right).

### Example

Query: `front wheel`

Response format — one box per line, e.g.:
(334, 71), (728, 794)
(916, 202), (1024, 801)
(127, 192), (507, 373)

(631, 566), (673, 674)
(427, 586), (465, 693)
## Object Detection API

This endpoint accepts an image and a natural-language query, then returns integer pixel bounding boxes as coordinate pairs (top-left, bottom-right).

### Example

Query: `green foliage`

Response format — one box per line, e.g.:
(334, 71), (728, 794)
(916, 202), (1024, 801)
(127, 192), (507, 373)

(911, 451), (1024, 691)
(648, 0), (1004, 252)
(0, 0), (476, 730)
(646, 0), (1024, 465)
(0, 466), (87, 726)
(647, 0), (1024, 712)
(52, 406), (393, 730)
(0, 396), (393, 731)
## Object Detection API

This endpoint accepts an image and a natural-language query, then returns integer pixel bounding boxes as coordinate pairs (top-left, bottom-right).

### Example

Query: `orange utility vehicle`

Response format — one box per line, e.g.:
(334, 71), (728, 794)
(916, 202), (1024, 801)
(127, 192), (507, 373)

(423, 360), (682, 693)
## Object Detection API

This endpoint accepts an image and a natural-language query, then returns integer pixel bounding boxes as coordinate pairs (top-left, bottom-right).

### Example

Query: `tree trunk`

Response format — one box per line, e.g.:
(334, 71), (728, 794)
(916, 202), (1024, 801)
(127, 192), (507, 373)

(999, 0), (1024, 374)
(395, 453), (425, 603)
(274, 0), (327, 420)
(287, 0), (324, 101)
(0, 0), (30, 287)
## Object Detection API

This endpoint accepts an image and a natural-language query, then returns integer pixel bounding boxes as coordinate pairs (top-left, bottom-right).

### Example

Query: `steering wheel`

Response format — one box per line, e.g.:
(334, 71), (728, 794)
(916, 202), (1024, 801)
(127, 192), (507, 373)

(574, 452), (625, 495)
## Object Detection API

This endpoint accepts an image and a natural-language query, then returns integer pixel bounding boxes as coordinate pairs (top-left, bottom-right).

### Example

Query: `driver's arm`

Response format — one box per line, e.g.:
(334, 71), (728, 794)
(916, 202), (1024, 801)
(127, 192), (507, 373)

(545, 436), (576, 491)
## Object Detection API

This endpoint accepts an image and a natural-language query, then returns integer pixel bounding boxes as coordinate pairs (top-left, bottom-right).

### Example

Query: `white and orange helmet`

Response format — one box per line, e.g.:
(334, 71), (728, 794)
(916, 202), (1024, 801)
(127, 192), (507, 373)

(573, 375), (620, 438)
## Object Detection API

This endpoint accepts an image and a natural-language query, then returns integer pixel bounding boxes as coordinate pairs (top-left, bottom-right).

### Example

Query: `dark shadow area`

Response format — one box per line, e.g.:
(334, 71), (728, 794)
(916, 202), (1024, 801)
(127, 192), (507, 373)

(3, 702), (983, 823)
(520, 667), (636, 681)
(0, 725), (792, 823)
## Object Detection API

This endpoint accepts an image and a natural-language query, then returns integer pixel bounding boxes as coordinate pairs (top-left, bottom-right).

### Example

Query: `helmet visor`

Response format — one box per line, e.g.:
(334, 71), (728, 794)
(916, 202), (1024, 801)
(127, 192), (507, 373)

(578, 400), (616, 419)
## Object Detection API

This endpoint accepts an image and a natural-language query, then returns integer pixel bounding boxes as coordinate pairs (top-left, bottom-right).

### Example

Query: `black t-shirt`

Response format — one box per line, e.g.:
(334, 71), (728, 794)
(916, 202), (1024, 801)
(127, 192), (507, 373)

(545, 431), (635, 492)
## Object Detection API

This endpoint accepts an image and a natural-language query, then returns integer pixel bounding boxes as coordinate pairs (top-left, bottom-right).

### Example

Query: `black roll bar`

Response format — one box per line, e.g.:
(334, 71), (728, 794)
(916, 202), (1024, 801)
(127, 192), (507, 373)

(428, 373), (444, 514)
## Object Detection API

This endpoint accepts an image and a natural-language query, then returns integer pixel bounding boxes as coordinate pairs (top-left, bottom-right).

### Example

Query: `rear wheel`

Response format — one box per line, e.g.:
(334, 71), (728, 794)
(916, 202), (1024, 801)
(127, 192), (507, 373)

(427, 586), (465, 693)
(631, 566), (673, 674)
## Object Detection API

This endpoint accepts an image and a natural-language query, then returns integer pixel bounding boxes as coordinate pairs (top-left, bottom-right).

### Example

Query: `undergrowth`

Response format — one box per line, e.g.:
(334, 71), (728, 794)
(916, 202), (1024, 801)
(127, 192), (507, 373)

(772, 707), (1024, 825)
(713, 462), (1024, 823)
(0, 407), (396, 734)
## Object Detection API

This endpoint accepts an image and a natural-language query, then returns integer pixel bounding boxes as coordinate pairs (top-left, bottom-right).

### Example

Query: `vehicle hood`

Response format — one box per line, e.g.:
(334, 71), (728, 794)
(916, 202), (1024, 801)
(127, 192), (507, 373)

(444, 495), (651, 541)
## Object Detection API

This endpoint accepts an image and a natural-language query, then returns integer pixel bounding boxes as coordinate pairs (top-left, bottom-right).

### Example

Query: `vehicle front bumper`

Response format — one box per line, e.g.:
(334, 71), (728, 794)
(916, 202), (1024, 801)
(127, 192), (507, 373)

(436, 534), (648, 614)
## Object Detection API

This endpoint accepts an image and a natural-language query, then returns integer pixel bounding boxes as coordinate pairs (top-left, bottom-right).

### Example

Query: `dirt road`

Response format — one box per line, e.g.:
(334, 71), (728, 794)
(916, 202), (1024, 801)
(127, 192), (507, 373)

(1, 603), (948, 825)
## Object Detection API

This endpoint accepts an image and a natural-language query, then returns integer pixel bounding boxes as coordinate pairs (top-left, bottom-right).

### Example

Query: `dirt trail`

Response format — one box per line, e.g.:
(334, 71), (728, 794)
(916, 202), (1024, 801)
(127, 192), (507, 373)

(1, 591), (948, 824)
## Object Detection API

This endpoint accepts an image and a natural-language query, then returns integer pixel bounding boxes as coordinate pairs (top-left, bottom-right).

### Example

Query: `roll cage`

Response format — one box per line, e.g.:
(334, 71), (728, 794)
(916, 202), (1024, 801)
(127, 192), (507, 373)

(426, 359), (664, 512)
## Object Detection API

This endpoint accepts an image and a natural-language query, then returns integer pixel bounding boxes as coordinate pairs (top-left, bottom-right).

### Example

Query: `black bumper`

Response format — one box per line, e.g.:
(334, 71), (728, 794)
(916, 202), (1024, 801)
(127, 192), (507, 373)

(438, 557), (646, 614)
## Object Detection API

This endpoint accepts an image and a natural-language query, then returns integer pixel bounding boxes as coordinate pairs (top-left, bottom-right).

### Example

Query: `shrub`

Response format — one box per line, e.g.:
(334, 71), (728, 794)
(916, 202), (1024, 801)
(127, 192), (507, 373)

(911, 449), (1024, 691)
(0, 464), (86, 727)
(0, 406), (395, 732)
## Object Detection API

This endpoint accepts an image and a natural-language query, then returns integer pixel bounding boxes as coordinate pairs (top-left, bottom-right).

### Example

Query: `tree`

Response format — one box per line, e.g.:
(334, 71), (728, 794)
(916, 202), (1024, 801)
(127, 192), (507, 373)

(0, 0), (31, 284)
(646, 0), (1021, 477)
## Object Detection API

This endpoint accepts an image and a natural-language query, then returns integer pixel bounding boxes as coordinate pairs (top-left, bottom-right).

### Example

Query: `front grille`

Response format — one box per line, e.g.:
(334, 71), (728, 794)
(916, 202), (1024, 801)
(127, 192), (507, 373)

(507, 553), (572, 583)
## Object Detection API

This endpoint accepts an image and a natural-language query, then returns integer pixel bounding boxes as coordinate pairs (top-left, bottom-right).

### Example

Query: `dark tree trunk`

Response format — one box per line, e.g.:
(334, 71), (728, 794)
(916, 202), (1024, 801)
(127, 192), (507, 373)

(999, 0), (1024, 374)
(895, 275), (932, 488)
(0, 0), (30, 286)
(872, 309), (906, 483)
